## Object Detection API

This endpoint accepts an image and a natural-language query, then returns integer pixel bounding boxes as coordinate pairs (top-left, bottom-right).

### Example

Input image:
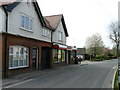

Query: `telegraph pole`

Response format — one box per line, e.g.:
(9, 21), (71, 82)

(118, 2), (120, 90)
(118, 2), (120, 89)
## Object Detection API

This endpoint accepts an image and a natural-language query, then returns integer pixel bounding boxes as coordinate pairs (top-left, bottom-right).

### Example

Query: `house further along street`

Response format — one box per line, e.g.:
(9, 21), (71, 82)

(3, 59), (118, 88)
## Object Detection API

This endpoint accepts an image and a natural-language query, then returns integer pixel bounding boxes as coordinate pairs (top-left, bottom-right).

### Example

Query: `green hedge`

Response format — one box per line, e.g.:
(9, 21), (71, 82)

(90, 55), (116, 61)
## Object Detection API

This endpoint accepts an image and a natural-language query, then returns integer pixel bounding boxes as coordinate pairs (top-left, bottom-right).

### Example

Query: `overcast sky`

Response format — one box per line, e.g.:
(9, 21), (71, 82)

(38, 0), (118, 48)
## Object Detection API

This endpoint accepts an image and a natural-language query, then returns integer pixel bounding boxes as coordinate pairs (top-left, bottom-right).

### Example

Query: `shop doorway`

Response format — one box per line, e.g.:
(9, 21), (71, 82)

(68, 51), (71, 64)
(41, 47), (51, 69)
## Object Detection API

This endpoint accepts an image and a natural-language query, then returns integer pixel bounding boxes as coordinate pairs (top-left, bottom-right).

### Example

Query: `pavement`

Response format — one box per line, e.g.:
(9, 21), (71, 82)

(1, 60), (118, 88)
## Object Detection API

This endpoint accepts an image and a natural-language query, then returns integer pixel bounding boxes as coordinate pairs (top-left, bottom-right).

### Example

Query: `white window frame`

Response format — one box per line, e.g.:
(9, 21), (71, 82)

(58, 32), (63, 41)
(9, 46), (29, 69)
(42, 29), (51, 37)
(20, 14), (33, 31)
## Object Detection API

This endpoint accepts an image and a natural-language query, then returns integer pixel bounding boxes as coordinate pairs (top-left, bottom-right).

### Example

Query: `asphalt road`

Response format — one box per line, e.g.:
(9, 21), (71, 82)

(4, 59), (118, 88)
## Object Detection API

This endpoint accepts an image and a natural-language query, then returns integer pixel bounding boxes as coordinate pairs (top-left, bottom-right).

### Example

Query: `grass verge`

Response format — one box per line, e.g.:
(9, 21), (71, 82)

(114, 69), (119, 90)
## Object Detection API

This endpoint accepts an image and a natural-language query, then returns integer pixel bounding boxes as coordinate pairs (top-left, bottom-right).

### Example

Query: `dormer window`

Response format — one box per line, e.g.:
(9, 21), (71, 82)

(21, 14), (33, 31)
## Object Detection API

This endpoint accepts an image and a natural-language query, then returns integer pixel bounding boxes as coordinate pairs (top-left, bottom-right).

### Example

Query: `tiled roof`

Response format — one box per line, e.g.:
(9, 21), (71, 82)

(44, 14), (63, 30)
(43, 17), (54, 30)
(0, 0), (16, 6)
(44, 14), (69, 37)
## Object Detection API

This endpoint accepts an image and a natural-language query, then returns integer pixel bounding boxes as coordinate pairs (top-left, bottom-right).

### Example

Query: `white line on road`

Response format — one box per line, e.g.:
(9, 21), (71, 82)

(112, 66), (118, 88)
(113, 66), (116, 69)
(4, 79), (33, 88)
(102, 65), (117, 88)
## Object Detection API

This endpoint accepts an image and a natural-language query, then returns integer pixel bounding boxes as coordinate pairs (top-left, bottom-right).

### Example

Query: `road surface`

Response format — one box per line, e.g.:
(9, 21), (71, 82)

(3, 59), (118, 88)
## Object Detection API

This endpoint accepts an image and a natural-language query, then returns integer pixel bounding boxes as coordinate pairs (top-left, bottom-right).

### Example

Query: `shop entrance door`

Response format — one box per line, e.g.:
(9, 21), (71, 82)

(41, 47), (51, 69)
(68, 51), (71, 64)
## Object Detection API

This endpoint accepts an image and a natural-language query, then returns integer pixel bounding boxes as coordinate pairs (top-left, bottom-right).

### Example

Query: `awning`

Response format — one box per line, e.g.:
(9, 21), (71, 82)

(67, 46), (72, 51)
(72, 47), (77, 51)
(53, 43), (67, 50)
(67, 46), (77, 51)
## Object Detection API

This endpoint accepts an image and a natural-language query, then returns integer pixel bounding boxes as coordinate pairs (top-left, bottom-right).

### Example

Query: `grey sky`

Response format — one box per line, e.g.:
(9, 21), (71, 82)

(38, 0), (118, 48)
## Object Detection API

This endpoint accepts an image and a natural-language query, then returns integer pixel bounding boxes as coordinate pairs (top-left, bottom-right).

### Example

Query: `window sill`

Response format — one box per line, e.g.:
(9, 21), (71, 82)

(9, 66), (29, 70)
(20, 27), (33, 33)
(42, 35), (51, 38)
(58, 40), (63, 42)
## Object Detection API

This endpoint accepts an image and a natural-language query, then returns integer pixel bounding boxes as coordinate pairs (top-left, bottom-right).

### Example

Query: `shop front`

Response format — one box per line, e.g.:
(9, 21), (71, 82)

(72, 47), (78, 64)
(67, 46), (77, 64)
(52, 43), (67, 67)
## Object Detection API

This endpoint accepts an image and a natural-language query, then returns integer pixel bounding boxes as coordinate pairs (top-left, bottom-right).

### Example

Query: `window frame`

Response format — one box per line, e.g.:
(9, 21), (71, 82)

(42, 28), (51, 37)
(9, 46), (29, 70)
(20, 14), (33, 31)
(58, 32), (63, 41)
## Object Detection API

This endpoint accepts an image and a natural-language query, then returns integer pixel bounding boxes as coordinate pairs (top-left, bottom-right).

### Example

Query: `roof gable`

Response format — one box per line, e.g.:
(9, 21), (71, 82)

(44, 14), (69, 37)
(0, 0), (16, 6)
(2, 0), (46, 27)
(44, 15), (62, 29)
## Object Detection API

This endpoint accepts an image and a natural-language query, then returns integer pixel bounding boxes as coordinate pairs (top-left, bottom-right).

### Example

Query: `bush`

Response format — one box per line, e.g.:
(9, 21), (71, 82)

(90, 54), (116, 61)
(114, 69), (118, 90)
(96, 55), (104, 61)
(90, 59), (96, 61)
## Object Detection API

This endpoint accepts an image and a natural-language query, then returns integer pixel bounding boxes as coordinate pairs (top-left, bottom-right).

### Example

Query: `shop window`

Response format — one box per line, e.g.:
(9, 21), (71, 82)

(53, 49), (66, 63)
(62, 50), (65, 62)
(9, 46), (29, 69)
(58, 50), (62, 62)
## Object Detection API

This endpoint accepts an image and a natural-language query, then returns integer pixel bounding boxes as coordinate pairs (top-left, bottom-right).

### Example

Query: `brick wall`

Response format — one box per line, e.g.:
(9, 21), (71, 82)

(2, 33), (52, 78)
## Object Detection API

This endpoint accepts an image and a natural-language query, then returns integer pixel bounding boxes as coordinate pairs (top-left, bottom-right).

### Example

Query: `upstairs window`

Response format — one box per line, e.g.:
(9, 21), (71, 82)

(58, 32), (63, 41)
(21, 14), (33, 31)
(42, 29), (51, 37)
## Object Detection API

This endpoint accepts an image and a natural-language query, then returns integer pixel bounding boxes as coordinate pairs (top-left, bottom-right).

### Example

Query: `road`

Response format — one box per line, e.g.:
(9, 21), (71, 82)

(3, 59), (118, 88)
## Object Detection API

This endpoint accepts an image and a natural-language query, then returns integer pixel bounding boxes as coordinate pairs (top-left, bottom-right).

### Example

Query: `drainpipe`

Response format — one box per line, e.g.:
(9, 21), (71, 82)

(3, 6), (8, 78)
(51, 30), (53, 68)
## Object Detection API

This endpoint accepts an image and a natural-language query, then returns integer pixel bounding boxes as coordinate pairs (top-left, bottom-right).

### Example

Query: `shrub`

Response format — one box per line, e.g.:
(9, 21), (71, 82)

(96, 55), (104, 61)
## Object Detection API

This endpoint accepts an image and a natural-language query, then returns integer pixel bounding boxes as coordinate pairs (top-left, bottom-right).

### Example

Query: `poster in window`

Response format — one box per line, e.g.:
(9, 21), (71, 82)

(58, 50), (61, 62)
(62, 50), (65, 62)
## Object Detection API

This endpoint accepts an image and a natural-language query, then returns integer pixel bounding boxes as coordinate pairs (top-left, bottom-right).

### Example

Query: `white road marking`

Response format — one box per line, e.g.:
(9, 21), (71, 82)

(102, 65), (117, 88)
(112, 66), (118, 88)
(113, 66), (116, 69)
(4, 79), (33, 88)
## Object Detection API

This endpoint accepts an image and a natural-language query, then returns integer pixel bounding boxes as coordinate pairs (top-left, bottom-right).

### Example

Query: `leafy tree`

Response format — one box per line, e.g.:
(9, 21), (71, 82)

(85, 33), (104, 58)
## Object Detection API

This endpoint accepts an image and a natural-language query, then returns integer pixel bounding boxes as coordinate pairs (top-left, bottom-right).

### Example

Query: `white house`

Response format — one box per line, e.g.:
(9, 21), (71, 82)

(44, 14), (69, 67)
(0, 0), (53, 78)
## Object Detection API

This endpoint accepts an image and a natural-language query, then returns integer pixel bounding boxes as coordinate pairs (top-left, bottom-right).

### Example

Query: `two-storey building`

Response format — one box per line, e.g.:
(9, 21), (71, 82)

(44, 14), (69, 67)
(0, 0), (53, 78)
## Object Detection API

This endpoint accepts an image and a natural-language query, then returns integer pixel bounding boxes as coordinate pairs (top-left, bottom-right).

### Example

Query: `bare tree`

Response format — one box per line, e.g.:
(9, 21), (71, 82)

(85, 33), (104, 58)
(109, 21), (120, 58)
